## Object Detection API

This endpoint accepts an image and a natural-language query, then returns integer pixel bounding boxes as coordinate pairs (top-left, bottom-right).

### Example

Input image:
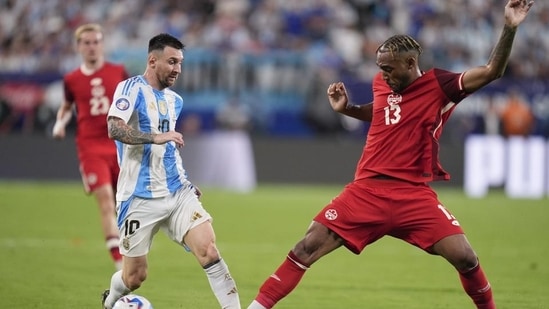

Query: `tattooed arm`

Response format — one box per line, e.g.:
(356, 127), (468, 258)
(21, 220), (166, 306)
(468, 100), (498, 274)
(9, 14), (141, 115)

(461, 0), (533, 93)
(107, 116), (184, 147)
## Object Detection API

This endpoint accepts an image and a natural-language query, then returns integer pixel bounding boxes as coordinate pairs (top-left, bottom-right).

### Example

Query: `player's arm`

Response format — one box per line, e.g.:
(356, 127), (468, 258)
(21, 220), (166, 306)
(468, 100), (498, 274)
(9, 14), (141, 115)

(342, 103), (373, 122)
(461, 0), (533, 93)
(327, 82), (373, 122)
(107, 116), (184, 147)
(52, 100), (73, 139)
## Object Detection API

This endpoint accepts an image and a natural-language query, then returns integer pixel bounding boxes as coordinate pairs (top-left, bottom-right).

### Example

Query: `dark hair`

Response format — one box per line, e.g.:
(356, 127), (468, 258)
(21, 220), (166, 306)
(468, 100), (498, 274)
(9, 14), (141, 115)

(377, 34), (422, 58)
(148, 33), (185, 53)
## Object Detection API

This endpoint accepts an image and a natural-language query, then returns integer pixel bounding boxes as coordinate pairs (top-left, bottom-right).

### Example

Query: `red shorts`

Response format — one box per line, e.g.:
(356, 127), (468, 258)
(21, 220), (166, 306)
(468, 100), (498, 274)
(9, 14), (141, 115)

(313, 178), (464, 254)
(78, 153), (119, 194)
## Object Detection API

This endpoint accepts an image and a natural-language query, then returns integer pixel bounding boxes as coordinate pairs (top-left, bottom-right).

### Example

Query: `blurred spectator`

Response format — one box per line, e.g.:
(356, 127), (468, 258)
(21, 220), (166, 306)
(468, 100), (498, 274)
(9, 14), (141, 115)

(1, 0), (548, 79)
(215, 96), (252, 131)
(179, 113), (203, 136)
(483, 96), (500, 136)
(2, 0), (549, 137)
(500, 90), (535, 137)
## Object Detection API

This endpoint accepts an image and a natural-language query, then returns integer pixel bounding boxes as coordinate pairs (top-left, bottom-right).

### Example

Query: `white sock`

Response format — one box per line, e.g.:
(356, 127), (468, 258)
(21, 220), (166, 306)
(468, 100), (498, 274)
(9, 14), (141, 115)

(247, 300), (267, 309)
(204, 258), (241, 308)
(104, 270), (131, 309)
(114, 260), (123, 271)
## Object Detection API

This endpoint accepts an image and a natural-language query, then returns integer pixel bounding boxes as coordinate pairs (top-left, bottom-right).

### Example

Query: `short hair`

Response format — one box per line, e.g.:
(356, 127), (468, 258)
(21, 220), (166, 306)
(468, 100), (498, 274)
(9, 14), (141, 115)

(148, 33), (185, 53)
(74, 23), (102, 43)
(377, 34), (422, 58)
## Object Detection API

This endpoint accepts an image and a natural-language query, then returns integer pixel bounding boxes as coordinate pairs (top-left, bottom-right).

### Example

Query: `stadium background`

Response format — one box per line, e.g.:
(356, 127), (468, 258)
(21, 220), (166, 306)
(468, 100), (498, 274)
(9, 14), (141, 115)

(1, 0), (548, 195)
(1, 2), (548, 308)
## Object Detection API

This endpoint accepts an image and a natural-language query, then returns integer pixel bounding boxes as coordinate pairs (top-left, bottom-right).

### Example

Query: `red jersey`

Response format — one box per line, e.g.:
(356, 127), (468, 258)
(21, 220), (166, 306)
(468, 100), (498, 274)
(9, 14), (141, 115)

(355, 68), (469, 183)
(64, 62), (128, 158)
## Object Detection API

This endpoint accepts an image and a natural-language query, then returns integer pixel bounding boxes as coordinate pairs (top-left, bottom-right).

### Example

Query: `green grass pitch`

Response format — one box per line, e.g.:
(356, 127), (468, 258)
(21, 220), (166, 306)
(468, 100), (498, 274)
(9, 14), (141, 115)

(1, 181), (548, 308)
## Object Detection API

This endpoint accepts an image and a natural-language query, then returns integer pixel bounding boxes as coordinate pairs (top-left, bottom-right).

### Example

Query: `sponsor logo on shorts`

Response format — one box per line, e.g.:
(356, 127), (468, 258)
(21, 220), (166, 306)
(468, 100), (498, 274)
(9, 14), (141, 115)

(324, 209), (338, 220)
(115, 98), (130, 111)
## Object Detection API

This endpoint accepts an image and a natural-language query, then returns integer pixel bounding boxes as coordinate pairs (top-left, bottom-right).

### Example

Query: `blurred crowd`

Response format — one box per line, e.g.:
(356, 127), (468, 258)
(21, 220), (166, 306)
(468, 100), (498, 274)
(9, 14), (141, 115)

(1, 0), (549, 79)
(1, 0), (548, 137)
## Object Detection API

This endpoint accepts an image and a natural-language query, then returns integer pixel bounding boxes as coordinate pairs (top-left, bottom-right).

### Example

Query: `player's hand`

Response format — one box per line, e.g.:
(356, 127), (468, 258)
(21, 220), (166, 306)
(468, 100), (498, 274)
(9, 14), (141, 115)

(52, 122), (66, 139)
(153, 131), (184, 147)
(505, 0), (534, 28)
(327, 82), (350, 113)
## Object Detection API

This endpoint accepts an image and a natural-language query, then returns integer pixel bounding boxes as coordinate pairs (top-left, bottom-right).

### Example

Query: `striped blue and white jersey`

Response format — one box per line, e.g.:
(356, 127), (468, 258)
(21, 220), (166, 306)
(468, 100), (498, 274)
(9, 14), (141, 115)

(108, 75), (188, 201)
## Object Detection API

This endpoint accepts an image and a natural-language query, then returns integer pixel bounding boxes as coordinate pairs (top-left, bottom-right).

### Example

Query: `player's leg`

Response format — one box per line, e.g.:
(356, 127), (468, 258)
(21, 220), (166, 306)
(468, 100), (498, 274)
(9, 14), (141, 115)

(389, 182), (495, 309)
(103, 255), (148, 309)
(184, 221), (241, 308)
(248, 180), (384, 309)
(432, 235), (495, 309)
(92, 184), (122, 270)
(393, 183), (495, 309)
(102, 196), (163, 309)
(168, 184), (240, 308)
(248, 221), (344, 309)
(80, 157), (122, 270)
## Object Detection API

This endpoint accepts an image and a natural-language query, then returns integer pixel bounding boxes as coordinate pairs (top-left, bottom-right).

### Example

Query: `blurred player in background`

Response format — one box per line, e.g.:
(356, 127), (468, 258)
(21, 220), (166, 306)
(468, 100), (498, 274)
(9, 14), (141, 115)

(52, 23), (128, 270)
(247, 0), (533, 308)
(101, 33), (240, 309)
(500, 88), (535, 137)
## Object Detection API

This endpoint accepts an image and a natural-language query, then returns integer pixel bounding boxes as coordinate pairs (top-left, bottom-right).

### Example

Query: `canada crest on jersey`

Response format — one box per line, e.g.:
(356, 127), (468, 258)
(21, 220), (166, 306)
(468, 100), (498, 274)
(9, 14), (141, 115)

(387, 93), (402, 106)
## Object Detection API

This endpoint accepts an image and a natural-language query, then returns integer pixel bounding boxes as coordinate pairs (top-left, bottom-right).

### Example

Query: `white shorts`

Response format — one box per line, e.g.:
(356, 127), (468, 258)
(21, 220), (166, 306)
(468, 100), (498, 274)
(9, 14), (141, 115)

(116, 184), (212, 257)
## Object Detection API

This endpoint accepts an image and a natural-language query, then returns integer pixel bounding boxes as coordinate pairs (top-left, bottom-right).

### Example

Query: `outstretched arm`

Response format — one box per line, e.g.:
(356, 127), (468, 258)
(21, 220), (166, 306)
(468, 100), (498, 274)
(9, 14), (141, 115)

(462, 0), (534, 93)
(327, 82), (373, 122)
(107, 116), (184, 147)
(52, 100), (73, 139)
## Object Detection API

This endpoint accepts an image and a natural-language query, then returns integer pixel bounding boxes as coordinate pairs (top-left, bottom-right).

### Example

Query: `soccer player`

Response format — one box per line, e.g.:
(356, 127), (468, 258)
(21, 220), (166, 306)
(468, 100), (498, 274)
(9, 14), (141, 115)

(52, 23), (128, 270)
(101, 33), (241, 309)
(247, 1), (533, 308)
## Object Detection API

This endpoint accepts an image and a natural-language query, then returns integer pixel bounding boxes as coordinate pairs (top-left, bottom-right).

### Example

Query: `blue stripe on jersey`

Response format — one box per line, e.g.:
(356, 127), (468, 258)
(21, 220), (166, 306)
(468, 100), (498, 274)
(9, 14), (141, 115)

(154, 90), (180, 193)
(164, 142), (180, 193)
(171, 91), (185, 187)
(174, 92), (184, 115)
(117, 196), (135, 228)
(136, 144), (153, 198)
(121, 79), (131, 96)
(121, 79), (129, 96)
(135, 90), (154, 198)
(115, 140), (124, 165)
(121, 76), (139, 96)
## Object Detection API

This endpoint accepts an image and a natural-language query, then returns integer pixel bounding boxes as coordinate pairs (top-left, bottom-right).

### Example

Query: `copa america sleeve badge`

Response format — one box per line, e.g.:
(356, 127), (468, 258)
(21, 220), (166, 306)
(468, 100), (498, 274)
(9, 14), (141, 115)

(115, 98), (131, 111)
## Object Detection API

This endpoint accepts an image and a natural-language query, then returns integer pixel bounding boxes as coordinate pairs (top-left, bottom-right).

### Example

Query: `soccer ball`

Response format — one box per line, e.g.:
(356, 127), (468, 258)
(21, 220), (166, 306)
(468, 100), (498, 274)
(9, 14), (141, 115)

(113, 294), (153, 309)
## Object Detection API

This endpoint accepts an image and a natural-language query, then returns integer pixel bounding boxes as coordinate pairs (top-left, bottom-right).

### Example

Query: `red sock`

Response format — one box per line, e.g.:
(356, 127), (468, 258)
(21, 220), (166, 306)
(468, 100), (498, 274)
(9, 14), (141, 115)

(255, 251), (309, 308)
(459, 263), (495, 309)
